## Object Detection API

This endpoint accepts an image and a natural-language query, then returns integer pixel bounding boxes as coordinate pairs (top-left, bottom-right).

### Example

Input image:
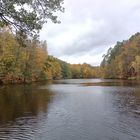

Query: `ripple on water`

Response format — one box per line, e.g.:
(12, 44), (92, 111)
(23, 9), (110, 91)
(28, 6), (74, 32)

(0, 116), (38, 140)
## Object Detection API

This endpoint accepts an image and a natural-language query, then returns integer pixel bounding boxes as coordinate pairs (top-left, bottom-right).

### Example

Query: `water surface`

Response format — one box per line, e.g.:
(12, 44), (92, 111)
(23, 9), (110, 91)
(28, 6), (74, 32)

(0, 79), (140, 140)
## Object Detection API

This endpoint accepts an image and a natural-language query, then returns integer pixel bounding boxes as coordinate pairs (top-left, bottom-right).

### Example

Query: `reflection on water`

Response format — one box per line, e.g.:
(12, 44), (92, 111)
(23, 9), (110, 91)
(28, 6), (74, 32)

(0, 79), (140, 140)
(0, 83), (54, 140)
(0, 84), (54, 123)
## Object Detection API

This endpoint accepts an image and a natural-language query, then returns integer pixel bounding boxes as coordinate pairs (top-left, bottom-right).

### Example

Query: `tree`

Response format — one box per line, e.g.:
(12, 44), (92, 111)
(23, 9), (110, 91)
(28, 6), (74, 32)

(132, 56), (140, 79)
(100, 32), (140, 79)
(0, 0), (64, 36)
(0, 29), (17, 83)
(81, 63), (92, 78)
(70, 64), (82, 79)
(58, 60), (72, 79)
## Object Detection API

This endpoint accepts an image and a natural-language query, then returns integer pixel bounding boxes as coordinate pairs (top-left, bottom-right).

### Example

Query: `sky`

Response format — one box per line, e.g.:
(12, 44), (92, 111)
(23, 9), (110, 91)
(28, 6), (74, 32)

(40, 0), (140, 66)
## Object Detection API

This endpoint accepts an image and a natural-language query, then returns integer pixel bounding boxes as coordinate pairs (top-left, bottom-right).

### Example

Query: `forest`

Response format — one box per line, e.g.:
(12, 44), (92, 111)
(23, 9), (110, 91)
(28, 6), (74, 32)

(0, 28), (100, 84)
(1, 27), (140, 84)
(101, 32), (140, 79)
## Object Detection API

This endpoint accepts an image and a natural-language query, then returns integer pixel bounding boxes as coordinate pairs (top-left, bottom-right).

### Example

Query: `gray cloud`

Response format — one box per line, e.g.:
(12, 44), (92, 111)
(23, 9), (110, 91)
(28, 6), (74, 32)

(40, 0), (140, 65)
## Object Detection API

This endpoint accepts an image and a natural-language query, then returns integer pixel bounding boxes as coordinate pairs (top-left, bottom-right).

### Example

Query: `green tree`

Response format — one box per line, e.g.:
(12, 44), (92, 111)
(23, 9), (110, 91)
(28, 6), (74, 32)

(0, 0), (64, 35)
(58, 60), (72, 79)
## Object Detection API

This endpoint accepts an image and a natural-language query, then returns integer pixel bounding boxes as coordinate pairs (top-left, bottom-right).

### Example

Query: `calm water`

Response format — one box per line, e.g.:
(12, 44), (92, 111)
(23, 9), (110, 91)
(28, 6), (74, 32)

(0, 79), (140, 140)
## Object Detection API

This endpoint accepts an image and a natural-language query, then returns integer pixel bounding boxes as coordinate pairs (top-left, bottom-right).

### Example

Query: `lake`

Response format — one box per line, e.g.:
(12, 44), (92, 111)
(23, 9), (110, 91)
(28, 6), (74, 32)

(0, 79), (140, 140)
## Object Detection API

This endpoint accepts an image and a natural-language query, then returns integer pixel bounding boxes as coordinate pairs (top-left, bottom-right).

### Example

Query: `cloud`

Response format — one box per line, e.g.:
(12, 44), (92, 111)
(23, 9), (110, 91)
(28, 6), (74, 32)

(40, 0), (140, 66)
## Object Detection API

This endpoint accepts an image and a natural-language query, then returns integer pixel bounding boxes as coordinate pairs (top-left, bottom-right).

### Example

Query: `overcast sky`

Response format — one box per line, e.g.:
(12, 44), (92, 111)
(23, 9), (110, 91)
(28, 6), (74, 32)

(40, 0), (140, 66)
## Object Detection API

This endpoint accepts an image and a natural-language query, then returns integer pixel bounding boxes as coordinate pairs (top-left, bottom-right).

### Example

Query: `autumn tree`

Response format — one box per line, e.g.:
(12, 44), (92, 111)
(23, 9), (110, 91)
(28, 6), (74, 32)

(0, 28), (18, 83)
(132, 56), (140, 79)
(101, 33), (140, 79)
(0, 29), (49, 83)
(70, 64), (82, 78)
(45, 56), (62, 80)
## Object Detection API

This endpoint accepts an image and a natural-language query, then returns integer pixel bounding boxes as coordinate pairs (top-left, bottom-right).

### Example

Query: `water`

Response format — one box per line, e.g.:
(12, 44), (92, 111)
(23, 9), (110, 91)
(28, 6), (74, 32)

(0, 79), (140, 140)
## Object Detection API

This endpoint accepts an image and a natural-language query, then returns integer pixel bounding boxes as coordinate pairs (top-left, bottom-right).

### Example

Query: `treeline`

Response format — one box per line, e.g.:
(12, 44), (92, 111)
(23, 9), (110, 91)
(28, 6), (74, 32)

(0, 28), (99, 84)
(101, 32), (140, 79)
(45, 56), (100, 80)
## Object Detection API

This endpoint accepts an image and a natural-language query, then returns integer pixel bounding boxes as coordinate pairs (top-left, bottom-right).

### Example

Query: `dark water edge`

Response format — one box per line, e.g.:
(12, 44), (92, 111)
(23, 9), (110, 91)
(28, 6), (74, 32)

(0, 79), (140, 140)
